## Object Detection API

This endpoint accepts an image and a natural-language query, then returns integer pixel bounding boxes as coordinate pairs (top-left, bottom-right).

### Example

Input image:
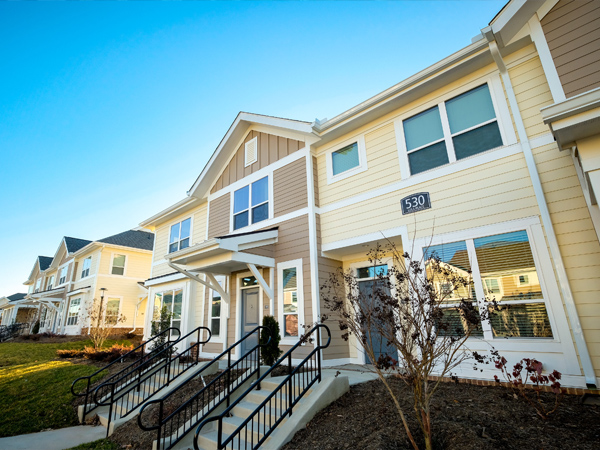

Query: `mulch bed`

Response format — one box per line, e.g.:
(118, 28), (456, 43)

(283, 377), (600, 450)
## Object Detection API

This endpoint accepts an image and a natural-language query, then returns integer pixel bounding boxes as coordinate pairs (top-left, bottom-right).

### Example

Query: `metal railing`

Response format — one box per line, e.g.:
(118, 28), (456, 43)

(93, 326), (211, 435)
(194, 324), (331, 450)
(71, 327), (180, 421)
(138, 326), (271, 450)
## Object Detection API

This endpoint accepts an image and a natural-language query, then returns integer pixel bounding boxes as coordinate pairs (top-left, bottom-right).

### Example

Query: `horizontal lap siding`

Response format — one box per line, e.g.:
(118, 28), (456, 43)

(273, 157), (308, 217)
(505, 46), (553, 139)
(208, 194), (230, 238)
(533, 142), (600, 377)
(541, 0), (600, 98)
(320, 152), (538, 244)
(210, 131), (305, 194)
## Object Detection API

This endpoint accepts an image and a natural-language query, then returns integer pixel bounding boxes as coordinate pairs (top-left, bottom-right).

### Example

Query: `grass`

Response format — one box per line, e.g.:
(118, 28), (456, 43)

(0, 339), (130, 438)
(65, 439), (120, 450)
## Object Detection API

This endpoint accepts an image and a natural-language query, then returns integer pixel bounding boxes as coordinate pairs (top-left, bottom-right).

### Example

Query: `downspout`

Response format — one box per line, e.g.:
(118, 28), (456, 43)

(131, 295), (147, 333)
(483, 28), (596, 387)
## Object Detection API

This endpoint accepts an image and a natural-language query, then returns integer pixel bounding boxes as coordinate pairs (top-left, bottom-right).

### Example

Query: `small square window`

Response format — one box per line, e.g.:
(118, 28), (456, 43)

(233, 177), (269, 231)
(332, 143), (360, 176)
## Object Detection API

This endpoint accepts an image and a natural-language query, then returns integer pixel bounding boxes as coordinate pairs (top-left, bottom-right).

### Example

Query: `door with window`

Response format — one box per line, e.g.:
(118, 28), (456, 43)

(240, 276), (260, 357)
(356, 264), (399, 365)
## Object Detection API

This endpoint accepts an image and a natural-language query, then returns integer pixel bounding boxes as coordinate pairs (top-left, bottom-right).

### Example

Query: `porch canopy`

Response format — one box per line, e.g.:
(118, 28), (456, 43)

(165, 227), (278, 306)
(20, 286), (67, 312)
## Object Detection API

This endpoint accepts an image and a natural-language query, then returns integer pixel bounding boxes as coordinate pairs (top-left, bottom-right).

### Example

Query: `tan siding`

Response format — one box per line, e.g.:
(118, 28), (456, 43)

(210, 131), (306, 194)
(541, 0), (600, 97)
(312, 156), (320, 208)
(208, 194), (231, 238)
(273, 157), (308, 217)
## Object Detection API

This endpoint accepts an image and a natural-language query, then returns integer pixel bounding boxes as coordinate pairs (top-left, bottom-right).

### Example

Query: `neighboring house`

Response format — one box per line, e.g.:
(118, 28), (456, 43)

(0, 293), (35, 326)
(14, 231), (154, 335)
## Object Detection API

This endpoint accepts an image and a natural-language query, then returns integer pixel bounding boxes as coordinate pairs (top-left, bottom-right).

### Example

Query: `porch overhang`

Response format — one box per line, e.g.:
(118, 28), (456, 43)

(28, 286), (66, 301)
(321, 226), (406, 261)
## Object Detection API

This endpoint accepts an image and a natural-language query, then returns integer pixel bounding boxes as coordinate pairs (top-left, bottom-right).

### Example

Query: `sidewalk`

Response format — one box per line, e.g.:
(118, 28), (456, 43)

(0, 425), (106, 450)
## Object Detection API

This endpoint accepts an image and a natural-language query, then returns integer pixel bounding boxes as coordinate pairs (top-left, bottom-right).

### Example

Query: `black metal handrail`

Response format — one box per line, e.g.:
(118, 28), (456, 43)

(71, 326), (179, 421)
(94, 326), (211, 436)
(194, 324), (331, 450)
(138, 326), (271, 450)
(0, 323), (28, 342)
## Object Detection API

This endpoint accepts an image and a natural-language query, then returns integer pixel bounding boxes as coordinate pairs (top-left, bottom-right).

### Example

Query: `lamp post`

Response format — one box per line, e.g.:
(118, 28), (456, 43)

(99, 288), (107, 328)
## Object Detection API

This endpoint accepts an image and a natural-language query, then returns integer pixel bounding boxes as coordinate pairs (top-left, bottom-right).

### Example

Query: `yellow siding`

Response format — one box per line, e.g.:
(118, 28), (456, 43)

(315, 61), (503, 207)
(320, 152), (538, 244)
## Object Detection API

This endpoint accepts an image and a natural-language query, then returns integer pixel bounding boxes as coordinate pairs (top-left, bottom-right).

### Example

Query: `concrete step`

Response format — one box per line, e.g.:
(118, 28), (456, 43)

(196, 429), (255, 450)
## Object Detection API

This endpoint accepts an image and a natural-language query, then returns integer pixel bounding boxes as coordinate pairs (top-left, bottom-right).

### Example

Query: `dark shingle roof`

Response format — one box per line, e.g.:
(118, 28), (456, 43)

(98, 230), (154, 251)
(8, 293), (27, 302)
(38, 256), (53, 271)
(65, 237), (92, 253)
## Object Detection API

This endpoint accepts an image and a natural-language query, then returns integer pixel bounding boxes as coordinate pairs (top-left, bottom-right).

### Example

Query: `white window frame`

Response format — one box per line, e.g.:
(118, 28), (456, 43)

(409, 217), (579, 359)
(325, 135), (368, 185)
(66, 298), (81, 327)
(168, 217), (193, 254)
(111, 254), (127, 276)
(103, 296), (122, 325)
(81, 257), (92, 279)
(230, 176), (272, 232)
(35, 279), (41, 293)
(395, 75), (516, 180)
(58, 265), (68, 285)
(46, 275), (55, 291)
(152, 287), (184, 336)
(209, 276), (226, 342)
(277, 259), (304, 345)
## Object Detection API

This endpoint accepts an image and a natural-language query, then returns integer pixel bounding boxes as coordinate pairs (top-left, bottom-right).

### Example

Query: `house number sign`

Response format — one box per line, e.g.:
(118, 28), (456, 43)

(401, 192), (431, 215)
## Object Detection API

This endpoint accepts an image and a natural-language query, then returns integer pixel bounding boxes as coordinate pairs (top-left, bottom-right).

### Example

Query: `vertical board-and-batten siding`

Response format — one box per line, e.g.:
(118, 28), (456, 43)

(210, 131), (305, 194)
(273, 157), (308, 217)
(207, 195), (230, 239)
(541, 0), (600, 98)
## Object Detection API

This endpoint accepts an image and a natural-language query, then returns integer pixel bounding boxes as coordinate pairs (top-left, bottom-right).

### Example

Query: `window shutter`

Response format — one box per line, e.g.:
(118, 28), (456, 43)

(245, 137), (258, 167)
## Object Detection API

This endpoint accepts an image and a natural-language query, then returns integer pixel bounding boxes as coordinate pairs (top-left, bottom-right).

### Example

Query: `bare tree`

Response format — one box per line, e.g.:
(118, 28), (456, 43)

(84, 298), (126, 349)
(321, 242), (493, 450)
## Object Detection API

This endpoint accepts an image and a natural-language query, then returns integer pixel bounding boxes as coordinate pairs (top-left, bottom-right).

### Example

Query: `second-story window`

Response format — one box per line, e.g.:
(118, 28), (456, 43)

(233, 176), (268, 230)
(169, 218), (191, 253)
(403, 83), (503, 175)
(81, 257), (92, 279)
(46, 275), (55, 290)
(35, 279), (41, 293)
(332, 142), (360, 176)
(59, 266), (68, 285)
(111, 255), (126, 275)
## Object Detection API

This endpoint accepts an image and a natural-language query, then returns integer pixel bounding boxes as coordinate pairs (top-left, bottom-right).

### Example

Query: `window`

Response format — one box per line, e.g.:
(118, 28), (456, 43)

(81, 257), (91, 279)
(59, 266), (68, 285)
(111, 255), (126, 275)
(66, 298), (81, 326)
(105, 298), (120, 325)
(327, 136), (368, 183)
(46, 276), (54, 291)
(210, 277), (226, 337)
(35, 279), (41, 293)
(424, 230), (553, 339)
(277, 259), (304, 341)
(169, 218), (191, 253)
(233, 176), (269, 230)
(39, 306), (48, 329)
(152, 289), (183, 336)
(403, 83), (503, 175)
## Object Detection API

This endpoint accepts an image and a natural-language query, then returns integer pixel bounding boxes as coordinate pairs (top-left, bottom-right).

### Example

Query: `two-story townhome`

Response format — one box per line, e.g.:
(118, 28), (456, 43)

(140, 0), (600, 389)
(64, 229), (154, 335)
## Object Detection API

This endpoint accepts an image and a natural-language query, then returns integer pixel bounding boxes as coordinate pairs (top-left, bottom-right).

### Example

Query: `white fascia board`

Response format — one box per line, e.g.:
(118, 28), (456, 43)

(187, 112), (314, 200)
(541, 87), (600, 124)
(217, 229), (279, 251)
(139, 196), (202, 229)
(313, 38), (490, 136)
(489, 0), (542, 47)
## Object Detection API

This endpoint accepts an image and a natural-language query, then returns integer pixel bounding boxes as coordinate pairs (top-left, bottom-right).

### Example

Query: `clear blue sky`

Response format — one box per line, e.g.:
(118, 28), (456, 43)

(0, 0), (506, 295)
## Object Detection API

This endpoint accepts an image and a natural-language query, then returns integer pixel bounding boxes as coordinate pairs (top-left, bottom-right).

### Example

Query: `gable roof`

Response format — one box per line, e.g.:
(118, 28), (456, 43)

(97, 230), (154, 251)
(38, 256), (53, 271)
(8, 293), (27, 302)
(64, 237), (93, 254)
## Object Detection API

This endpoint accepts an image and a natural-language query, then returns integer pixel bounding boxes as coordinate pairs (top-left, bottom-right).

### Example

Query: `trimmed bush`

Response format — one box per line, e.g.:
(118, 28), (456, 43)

(56, 344), (135, 362)
(260, 315), (282, 366)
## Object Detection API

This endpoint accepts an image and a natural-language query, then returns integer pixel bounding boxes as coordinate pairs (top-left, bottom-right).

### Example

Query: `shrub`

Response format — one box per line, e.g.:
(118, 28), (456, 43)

(492, 352), (563, 419)
(260, 315), (282, 366)
(31, 321), (40, 335)
(56, 344), (135, 362)
(149, 306), (175, 359)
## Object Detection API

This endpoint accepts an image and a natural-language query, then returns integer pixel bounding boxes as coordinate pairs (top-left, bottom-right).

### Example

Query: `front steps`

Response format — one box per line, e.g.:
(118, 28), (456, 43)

(78, 360), (218, 436)
(170, 373), (349, 450)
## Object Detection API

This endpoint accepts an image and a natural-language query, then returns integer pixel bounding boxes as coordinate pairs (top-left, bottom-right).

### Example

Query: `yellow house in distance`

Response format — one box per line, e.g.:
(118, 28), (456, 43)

(138, 0), (600, 389)
(14, 230), (154, 335)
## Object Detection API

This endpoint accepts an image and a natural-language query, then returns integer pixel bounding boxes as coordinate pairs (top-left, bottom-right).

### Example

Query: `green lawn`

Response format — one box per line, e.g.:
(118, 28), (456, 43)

(0, 339), (129, 438)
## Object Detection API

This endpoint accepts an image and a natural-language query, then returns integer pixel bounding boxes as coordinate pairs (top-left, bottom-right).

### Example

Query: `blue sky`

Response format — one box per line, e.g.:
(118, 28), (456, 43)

(0, 0), (506, 295)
